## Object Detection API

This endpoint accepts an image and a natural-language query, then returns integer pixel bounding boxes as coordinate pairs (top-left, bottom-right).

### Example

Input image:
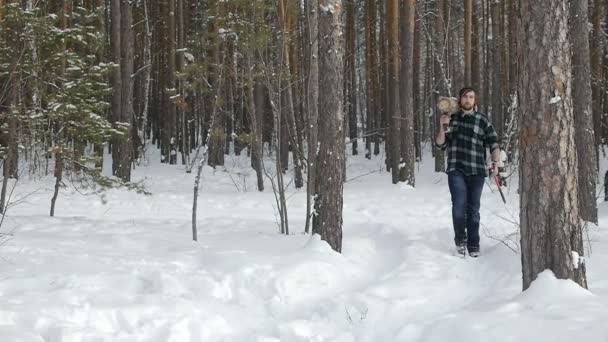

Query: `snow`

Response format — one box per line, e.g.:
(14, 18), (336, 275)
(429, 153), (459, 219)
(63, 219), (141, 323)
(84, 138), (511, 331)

(549, 96), (562, 104)
(320, 4), (335, 15)
(572, 250), (581, 269)
(2, 145), (608, 341)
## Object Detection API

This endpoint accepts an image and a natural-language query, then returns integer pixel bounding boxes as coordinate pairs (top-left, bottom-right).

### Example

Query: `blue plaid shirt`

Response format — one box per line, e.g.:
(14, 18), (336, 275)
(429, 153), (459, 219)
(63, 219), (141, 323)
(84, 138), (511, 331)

(436, 111), (499, 176)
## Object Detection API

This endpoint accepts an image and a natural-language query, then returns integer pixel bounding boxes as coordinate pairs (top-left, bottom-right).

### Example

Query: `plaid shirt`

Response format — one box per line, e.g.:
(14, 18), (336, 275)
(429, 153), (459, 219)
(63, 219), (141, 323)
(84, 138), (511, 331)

(436, 111), (499, 176)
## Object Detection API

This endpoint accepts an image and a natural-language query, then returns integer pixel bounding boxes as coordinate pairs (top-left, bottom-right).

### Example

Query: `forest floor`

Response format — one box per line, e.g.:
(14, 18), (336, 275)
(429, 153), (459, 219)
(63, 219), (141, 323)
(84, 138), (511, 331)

(1, 145), (608, 341)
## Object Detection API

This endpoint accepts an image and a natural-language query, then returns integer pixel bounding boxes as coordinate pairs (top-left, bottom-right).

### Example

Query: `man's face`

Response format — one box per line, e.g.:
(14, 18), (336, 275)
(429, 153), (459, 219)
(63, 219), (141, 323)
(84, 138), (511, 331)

(460, 91), (475, 111)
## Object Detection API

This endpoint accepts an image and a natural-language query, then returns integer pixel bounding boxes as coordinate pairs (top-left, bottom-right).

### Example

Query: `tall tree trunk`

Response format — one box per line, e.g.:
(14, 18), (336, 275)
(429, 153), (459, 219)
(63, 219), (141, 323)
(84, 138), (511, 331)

(501, 0), (510, 122)
(604, 6), (608, 142)
(491, 0), (503, 138)
(346, 0), (357, 156)
(378, 0), (385, 158)
(110, 0), (123, 175)
(387, 0), (400, 183)
(591, 0), (603, 147)
(399, 0), (416, 185)
(208, 44), (226, 167)
(305, 0), (319, 234)
(413, 2), (421, 161)
(313, 0), (344, 253)
(138, 0), (152, 165)
(482, 0), (490, 114)
(177, 0), (190, 167)
(207, 3), (225, 167)
(464, 0), (472, 85)
(117, 0), (133, 182)
(168, 0), (177, 165)
(571, 0), (598, 224)
(508, 0), (518, 98)
(50, 148), (63, 217)
(0, 73), (19, 213)
(365, 0), (377, 159)
(471, 0), (481, 93)
(433, 0), (447, 172)
(249, 60), (265, 192)
(518, 0), (587, 291)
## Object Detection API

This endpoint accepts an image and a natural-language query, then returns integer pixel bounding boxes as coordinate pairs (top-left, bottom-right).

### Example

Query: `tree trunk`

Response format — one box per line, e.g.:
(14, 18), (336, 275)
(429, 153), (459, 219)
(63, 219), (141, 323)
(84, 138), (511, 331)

(50, 149), (63, 217)
(387, 0), (400, 184)
(483, 0), (490, 113)
(508, 0), (518, 98)
(413, 2), (421, 161)
(471, 0), (481, 93)
(0, 75), (19, 213)
(305, 0), (319, 234)
(518, 0), (587, 291)
(249, 60), (265, 192)
(117, 0), (133, 182)
(491, 0), (503, 138)
(208, 48), (226, 168)
(110, 0), (122, 174)
(399, 0), (416, 185)
(433, 0), (447, 172)
(501, 0), (510, 122)
(139, 0), (152, 165)
(591, 0), (603, 147)
(168, 0), (177, 165)
(378, 0), (385, 158)
(346, 0), (357, 156)
(177, 0), (190, 167)
(465, 0), (472, 85)
(570, 0), (598, 224)
(207, 6), (225, 168)
(365, 0), (377, 159)
(313, 0), (344, 253)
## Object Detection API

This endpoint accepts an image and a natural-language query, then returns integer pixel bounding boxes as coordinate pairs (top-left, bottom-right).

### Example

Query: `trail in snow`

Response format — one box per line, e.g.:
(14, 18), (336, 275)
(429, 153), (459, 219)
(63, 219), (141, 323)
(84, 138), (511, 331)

(1, 147), (608, 341)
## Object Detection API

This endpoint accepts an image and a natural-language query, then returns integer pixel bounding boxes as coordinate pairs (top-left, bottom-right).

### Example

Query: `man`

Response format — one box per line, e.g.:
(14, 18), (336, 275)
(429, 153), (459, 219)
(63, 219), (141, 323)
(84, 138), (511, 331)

(435, 87), (500, 257)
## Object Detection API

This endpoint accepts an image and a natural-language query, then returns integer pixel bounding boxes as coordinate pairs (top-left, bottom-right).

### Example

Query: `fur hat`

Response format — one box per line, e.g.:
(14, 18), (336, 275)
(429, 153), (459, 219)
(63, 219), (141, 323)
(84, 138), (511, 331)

(437, 96), (459, 114)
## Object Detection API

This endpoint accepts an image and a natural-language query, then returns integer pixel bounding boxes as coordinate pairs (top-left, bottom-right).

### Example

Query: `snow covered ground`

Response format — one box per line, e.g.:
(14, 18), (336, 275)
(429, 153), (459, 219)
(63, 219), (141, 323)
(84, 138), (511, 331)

(1, 146), (608, 342)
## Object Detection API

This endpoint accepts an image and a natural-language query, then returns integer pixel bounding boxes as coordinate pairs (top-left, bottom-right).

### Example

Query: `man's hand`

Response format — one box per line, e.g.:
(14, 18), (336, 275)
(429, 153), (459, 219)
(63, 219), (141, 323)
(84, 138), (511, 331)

(440, 114), (450, 129)
(488, 162), (498, 178)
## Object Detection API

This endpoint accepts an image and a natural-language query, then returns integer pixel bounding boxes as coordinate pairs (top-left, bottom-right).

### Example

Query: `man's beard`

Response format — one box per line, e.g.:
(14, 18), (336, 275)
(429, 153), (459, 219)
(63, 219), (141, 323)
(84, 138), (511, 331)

(461, 103), (474, 111)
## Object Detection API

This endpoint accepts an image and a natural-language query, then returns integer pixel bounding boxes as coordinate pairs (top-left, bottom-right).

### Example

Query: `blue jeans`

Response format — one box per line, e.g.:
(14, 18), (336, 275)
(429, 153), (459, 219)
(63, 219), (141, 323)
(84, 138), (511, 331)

(447, 171), (485, 251)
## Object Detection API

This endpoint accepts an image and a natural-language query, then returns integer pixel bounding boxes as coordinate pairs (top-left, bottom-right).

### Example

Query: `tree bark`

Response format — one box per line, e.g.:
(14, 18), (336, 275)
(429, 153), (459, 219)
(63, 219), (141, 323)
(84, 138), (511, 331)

(491, 0), (503, 138)
(471, 0), (482, 93)
(433, 0), (447, 172)
(110, 0), (122, 174)
(518, 0), (587, 290)
(313, 0), (344, 253)
(464, 0), (472, 85)
(117, 0), (134, 181)
(387, 0), (400, 183)
(50, 149), (63, 217)
(399, 0), (416, 185)
(413, 2), (421, 161)
(207, 3), (225, 168)
(365, 0), (377, 159)
(377, 0), (385, 158)
(591, 0), (603, 147)
(249, 60), (265, 192)
(346, 0), (357, 156)
(570, 0), (598, 224)
(305, 0), (319, 234)
(167, 0), (177, 165)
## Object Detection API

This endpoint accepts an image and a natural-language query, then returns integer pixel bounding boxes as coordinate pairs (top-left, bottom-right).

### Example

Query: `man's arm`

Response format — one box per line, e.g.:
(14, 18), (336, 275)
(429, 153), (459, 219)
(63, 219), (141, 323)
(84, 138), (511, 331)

(484, 119), (500, 162)
(436, 125), (446, 146)
(436, 114), (450, 149)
